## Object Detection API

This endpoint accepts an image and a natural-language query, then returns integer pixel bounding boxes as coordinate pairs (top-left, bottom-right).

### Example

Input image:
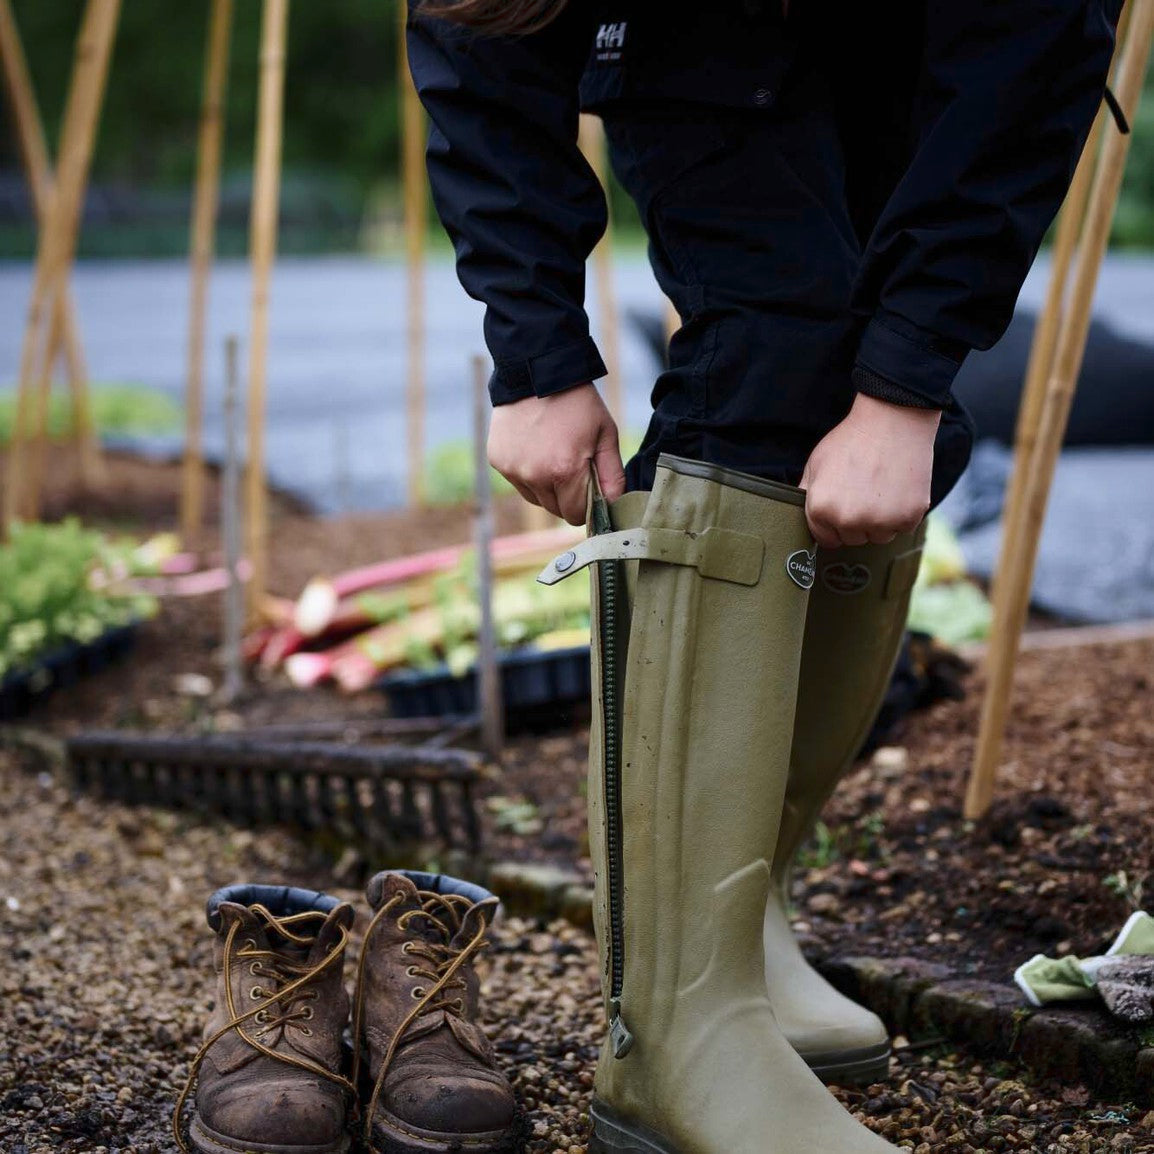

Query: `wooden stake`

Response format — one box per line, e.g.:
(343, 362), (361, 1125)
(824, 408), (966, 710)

(3, 0), (119, 526)
(398, 3), (427, 507)
(182, 0), (234, 548)
(965, 0), (1154, 820)
(994, 0), (1134, 599)
(579, 114), (624, 426)
(221, 334), (245, 703)
(244, 0), (289, 613)
(473, 354), (504, 758)
(0, 0), (100, 489)
(994, 109), (1103, 597)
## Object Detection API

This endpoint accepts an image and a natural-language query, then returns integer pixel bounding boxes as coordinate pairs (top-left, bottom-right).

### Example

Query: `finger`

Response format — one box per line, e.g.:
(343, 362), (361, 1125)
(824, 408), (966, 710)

(509, 479), (539, 508)
(594, 430), (627, 501)
(837, 527), (870, 548)
(555, 466), (591, 526)
(806, 512), (843, 551)
(536, 486), (564, 520)
(867, 528), (899, 546)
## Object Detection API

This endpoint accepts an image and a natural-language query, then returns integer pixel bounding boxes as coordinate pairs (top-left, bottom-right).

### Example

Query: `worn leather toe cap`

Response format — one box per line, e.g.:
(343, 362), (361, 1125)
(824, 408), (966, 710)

(198, 1074), (347, 1147)
(381, 1064), (517, 1134)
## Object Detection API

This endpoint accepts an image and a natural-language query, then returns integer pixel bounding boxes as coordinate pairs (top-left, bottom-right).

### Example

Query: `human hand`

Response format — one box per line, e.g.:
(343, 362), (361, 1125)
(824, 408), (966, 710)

(800, 392), (939, 548)
(487, 383), (626, 525)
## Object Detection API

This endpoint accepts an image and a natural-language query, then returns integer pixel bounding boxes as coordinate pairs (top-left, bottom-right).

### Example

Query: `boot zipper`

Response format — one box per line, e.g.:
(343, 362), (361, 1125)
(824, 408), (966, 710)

(592, 494), (634, 1060)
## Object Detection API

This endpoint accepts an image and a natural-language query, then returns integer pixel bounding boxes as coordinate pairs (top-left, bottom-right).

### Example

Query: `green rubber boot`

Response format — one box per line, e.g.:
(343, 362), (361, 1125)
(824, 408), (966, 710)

(765, 530), (925, 1086)
(541, 454), (898, 1154)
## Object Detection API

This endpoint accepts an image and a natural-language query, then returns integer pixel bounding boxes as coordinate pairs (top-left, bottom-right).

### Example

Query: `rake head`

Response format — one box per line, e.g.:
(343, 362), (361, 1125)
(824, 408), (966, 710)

(65, 732), (483, 863)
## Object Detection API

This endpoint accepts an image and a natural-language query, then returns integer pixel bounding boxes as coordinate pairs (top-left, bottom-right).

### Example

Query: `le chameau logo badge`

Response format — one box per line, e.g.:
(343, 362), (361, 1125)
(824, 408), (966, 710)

(821, 562), (871, 595)
(786, 549), (816, 590)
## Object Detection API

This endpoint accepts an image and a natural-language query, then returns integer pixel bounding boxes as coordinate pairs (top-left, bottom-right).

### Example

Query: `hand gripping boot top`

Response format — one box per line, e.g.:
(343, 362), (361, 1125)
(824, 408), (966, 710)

(542, 454), (899, 1153)
(354, 869), (520, 1154)
(176, 884), (356, 1154)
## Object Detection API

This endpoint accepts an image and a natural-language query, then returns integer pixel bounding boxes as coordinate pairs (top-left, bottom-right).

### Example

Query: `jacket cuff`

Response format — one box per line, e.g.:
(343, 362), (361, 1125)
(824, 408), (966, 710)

(854, 313), (968, 410)
(489, 336), (608, 406)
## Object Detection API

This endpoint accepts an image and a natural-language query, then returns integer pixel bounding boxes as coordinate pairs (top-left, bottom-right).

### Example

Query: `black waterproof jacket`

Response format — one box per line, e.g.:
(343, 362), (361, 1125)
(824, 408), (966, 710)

(408, 1), (1122, 409)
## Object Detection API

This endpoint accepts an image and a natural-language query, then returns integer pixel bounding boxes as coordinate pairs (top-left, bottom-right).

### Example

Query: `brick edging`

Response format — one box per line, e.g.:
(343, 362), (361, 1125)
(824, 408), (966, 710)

(484, 863), (1154, 1105)
(819, 955), (1154, 1105)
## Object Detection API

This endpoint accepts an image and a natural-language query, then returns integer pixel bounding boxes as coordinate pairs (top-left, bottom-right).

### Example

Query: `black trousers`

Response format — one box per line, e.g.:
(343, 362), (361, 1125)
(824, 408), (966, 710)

(603, 70), (974, 508)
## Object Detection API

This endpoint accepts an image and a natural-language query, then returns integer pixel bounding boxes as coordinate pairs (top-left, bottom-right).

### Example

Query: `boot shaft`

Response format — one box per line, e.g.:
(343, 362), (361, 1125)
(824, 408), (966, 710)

(774, 527), (925, 877)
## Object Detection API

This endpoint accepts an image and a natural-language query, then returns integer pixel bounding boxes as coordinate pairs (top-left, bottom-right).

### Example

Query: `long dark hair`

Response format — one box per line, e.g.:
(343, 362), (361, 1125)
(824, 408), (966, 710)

(416, 0), (569, 36)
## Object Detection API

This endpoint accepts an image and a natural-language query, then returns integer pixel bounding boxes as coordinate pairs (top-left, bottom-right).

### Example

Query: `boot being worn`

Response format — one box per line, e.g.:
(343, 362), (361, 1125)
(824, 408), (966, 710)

(176, 885), (356, 1154)
(766, 530), (924, 1086)
(542, 454), (897, 1154)
(354, 870), (519, 1154)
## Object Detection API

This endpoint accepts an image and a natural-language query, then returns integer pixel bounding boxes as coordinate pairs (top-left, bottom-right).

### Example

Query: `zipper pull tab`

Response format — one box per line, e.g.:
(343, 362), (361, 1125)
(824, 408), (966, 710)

(609, 998), (634, 1059)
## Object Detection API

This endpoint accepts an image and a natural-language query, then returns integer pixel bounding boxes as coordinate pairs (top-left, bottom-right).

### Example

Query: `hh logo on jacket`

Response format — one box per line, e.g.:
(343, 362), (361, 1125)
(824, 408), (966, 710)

(596, 22), (627, 61)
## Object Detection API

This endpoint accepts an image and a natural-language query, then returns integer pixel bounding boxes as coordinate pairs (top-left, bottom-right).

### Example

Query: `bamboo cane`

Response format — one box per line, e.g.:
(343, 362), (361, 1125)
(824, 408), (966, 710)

(221, 334), (245, 702)
(3, 0), (120, 527)
(0, 0), (101, 491)
(473, 354), (505, 757)
(182, 0), (234, 548)
(993, 0), (1134, 598)
(24, 293), (65, 521)
(244, 0), (289, 614)
(964, 0), (1154, 820)
(398, 2), (427, 507)
(579, 114), (624, 427)
(992, 110), (1105, 598)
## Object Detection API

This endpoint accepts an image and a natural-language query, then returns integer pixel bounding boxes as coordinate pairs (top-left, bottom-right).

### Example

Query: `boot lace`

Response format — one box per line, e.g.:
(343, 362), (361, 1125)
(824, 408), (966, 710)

(352, 890), (490, 1139)
(173, 905), (355, 1153)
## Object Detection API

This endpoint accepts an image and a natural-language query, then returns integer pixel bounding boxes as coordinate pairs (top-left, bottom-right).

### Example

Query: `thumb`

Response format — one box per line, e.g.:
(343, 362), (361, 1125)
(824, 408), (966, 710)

(593, 422), (626, 502)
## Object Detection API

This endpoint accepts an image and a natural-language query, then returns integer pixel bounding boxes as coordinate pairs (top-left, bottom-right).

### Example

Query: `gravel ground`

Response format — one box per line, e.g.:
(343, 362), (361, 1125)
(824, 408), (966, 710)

(5, 749), (1154, 1153)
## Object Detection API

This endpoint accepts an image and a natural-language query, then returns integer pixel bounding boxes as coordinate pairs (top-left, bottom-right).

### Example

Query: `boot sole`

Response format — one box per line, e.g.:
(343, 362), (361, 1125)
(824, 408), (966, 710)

(803, 1041), (891, 1087)
(589, 1100), (677, 1154)
(367, 1104), (524, 1154)
(189, 1116), (350, 1154)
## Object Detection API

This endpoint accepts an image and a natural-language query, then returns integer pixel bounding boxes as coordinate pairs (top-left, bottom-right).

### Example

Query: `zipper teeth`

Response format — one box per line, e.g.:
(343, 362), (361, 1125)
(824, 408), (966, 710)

(598, 554), (626, 1001)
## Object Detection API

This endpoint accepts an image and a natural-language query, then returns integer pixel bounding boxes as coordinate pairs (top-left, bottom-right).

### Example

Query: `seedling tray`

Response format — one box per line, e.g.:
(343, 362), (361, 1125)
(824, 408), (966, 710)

(378, 644), (590, 731)
(0, 622), (140, 722)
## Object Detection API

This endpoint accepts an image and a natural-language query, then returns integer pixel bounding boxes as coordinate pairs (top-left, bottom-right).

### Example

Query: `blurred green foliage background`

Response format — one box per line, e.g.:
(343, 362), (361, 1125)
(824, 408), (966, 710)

(0, 1), (1151, 256)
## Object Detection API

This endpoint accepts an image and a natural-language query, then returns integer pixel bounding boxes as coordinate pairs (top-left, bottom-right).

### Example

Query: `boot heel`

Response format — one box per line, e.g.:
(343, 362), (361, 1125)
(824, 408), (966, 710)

(590, 1100), (677, 1154)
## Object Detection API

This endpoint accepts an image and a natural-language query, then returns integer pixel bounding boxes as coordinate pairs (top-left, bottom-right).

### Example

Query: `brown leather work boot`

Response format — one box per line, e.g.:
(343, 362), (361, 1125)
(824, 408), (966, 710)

(354, 870), (521, 1154)
(175, 885), (356, 1154)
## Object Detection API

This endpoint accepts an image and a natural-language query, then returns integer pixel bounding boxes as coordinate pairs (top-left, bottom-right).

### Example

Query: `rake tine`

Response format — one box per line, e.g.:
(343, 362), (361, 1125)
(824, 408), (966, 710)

(348, 777), (371, 846)
(460, 779), (481, 856)
(399, 779), (423, 843)
(428, 779), (452, 844)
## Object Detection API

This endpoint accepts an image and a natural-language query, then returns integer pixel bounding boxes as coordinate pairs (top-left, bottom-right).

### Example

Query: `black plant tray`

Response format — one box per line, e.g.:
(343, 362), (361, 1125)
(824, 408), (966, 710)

(378, 644), (591, 733)
(0, 622), (141, 722)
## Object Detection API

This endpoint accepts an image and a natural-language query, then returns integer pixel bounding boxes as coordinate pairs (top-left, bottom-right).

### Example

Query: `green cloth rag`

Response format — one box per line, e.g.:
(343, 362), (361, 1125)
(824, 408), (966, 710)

(1015, 911), (1154, 1011)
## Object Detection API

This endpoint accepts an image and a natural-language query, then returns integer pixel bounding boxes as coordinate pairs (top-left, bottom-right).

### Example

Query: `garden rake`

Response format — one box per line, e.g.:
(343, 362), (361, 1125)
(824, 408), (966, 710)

(64, 731), (484, 863)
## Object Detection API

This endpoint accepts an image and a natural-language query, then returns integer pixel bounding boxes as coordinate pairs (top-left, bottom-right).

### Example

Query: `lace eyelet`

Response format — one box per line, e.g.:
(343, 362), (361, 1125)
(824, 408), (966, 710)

(249, 962), (261, 976)
(301, 1006), (314, 1020)
(300, 1026), (313, 1037)
(250, 987), (265, 1000)
(255, 1010), (269, 1023)
(401, 942), (414, 956)
(405, 966), (420, 978)
(410, 987), (425, 999)
(242, 938), (257, 950)
(453, 998), (465, 1012)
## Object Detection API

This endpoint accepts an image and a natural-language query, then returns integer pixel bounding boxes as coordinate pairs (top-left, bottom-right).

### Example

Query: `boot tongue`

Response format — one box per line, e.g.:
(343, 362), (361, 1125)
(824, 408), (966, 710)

(366, 870), (423, 912)
(453, 896), (499, 947)
(307, 901), (355, 963)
